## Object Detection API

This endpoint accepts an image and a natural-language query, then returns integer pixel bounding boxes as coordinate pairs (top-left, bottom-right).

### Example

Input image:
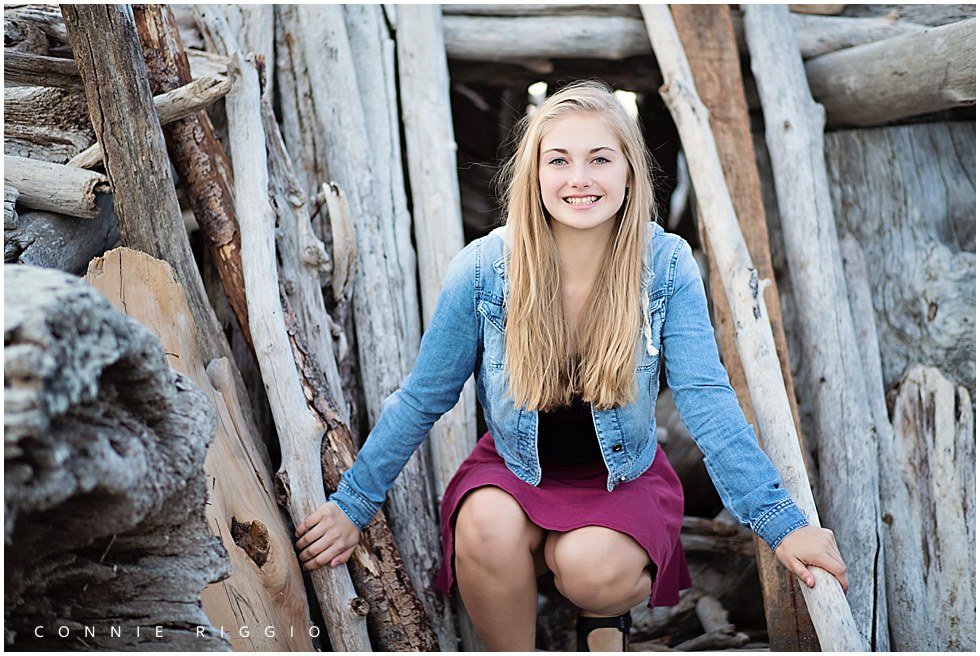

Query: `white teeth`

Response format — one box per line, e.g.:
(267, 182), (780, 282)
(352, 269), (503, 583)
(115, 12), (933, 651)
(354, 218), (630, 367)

(565, 196), (599, 206)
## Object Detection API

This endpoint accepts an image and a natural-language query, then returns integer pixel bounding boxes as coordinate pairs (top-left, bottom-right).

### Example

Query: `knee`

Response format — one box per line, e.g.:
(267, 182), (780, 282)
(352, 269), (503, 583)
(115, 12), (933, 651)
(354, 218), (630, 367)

(551, 545), (648, 611)
(455, 488), (536, 569)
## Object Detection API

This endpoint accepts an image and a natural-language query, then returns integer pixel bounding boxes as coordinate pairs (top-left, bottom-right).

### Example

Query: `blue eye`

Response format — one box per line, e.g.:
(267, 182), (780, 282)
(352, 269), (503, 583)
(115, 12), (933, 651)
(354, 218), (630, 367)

(593, 156), (610, 165)
(548, 157), (567, 166)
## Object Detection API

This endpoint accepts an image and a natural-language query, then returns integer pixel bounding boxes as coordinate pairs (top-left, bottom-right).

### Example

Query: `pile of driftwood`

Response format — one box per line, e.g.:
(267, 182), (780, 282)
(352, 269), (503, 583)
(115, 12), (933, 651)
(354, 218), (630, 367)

(4, 3), (975, 653)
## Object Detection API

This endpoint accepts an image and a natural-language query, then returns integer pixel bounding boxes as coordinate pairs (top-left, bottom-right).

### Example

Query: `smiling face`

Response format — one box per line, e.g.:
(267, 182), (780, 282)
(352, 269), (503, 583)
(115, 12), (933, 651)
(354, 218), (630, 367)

(538, 112), (630, 239)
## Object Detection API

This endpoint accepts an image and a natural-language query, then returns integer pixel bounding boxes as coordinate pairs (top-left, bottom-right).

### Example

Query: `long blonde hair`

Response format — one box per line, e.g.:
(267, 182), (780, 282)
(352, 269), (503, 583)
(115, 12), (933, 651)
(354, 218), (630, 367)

(499, 80), (656, 411)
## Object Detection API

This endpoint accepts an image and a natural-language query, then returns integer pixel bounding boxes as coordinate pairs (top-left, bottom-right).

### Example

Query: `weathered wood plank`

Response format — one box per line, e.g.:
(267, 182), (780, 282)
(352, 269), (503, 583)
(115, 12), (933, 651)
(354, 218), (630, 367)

(642, 4), (865, 651)
(3, 49), (82, 88)
(3, 87), (94, 163)
(741, 4), (886, 649)
(84, 247), (316, 651)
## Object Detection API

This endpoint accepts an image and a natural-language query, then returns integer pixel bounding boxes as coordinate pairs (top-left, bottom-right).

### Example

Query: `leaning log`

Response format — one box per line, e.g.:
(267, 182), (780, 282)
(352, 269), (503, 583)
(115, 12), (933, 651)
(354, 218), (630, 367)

(824, 123), (976, 397)
(83, 248), (316, 651)
(805, 18), (976, 127)
(741, 4), (885, 649)
(132, 4), (250, 350)
(3, 154), (108, 218)
(669, 5), (818, 649)
(224, 52), (372, 652)
(4, 264), (229, 650)
(641, 4), (864, 651)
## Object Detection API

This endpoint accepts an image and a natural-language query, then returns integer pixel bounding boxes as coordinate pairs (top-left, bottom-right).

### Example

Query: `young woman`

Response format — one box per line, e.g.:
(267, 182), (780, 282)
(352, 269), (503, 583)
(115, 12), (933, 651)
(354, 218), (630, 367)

(295, 81), (848, 651)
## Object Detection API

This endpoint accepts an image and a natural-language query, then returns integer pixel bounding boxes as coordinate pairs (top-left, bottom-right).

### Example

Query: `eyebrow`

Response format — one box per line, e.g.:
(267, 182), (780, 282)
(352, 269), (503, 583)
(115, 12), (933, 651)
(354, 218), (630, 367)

(542, 146), (617, 155)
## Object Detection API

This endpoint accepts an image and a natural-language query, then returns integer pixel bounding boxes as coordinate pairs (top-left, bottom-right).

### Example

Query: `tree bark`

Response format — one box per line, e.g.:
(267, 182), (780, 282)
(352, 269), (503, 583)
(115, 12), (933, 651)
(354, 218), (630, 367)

(805, 18), (976, 127)
(641, 4), (865, 651)
(740, 4), (886, 649)
(3, 154), (108, 218)
(4, 264), (229, 651)
(84, 247), (316, 651)
(131, 4), (250, 350)
(669, 5), (819, 650)
(824, 123), (975, 397)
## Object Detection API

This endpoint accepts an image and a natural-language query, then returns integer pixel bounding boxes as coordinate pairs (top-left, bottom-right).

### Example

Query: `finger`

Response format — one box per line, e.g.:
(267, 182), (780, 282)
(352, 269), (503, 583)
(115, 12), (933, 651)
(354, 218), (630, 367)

(295, 509), (321, 538)
(330, 545), (358, 569)
(295, 521), (327, 551)
(791, 561), (816, 588)
(299, 534), (342, 568)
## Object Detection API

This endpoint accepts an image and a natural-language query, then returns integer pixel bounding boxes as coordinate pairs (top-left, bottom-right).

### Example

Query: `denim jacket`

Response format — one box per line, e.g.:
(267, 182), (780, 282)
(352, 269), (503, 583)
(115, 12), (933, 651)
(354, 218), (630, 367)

(330, 223), (807, 551)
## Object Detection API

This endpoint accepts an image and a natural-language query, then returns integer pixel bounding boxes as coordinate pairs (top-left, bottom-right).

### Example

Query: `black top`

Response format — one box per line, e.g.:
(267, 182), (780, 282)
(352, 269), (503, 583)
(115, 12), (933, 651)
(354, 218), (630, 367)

(537, 395), (604, 466)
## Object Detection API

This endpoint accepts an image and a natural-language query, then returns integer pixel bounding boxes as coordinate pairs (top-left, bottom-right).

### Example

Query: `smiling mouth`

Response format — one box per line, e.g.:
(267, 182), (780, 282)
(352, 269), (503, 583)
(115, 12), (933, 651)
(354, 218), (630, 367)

(564, 195), (600, 206)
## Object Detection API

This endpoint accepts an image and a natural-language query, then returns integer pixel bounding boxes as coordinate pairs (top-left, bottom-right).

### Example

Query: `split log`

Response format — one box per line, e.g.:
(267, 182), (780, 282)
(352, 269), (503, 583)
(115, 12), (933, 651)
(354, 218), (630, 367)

(4, 264), (229, 650)
(668, 5), (818, 650)
(224, 52), (371, 652)
(740, 4), (885, 649)
(641, 5), (864, 651)
(3, 87), (94, 163)
(805, 19), (976, 127)
(84, 248), (316, 651)
(824, 123), (976, 397)
(888, 365), (976, 651)
(839, 234), (973, 651)
(3, 49), (82, 89)
(396, 2), (478, 515)
(3, 155), (108, 219)
(132, 4), (250, 349)
(67, 75), (232, 169)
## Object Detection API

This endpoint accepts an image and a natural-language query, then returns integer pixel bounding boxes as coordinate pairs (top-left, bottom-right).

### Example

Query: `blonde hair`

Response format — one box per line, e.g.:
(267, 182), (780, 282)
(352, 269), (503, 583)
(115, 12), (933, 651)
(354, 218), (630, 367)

(499, 80), (656, 410)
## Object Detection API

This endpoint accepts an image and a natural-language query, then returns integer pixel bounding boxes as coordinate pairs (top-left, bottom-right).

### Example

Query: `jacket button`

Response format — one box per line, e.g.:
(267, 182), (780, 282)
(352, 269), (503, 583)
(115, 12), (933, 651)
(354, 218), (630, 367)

(612, 443), (624, 452)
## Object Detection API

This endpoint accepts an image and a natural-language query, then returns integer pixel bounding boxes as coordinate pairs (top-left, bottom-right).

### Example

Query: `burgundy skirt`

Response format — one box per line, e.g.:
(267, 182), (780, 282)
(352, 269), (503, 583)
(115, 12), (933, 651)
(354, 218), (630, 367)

(435, 432), (692, 607)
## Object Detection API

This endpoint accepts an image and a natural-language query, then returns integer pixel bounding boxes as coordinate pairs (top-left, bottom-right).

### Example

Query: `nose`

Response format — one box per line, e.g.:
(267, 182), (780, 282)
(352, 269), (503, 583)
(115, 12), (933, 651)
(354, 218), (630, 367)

(567, 162), (592, 188)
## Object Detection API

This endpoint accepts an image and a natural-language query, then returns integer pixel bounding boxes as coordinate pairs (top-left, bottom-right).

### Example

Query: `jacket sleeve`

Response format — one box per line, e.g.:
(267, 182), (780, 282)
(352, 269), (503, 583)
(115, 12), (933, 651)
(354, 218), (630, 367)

(329, 240), (482, 529)
(661, 238), (807, 551)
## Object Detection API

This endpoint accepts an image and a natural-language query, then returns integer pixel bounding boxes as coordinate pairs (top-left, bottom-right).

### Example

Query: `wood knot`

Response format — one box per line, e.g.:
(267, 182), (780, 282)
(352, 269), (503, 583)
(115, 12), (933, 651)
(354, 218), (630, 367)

(231, 516), (270, 567)
(350, 596), (370, 617)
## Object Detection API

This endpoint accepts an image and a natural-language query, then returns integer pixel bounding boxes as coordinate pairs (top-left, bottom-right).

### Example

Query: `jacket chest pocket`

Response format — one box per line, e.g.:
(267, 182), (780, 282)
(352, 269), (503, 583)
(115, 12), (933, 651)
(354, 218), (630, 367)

(478, 297), (506, 370)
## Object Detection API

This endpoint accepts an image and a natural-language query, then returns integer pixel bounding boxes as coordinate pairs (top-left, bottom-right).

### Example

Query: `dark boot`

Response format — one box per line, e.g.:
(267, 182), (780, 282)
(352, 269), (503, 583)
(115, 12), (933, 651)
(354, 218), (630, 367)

(575, 612), (631, 651)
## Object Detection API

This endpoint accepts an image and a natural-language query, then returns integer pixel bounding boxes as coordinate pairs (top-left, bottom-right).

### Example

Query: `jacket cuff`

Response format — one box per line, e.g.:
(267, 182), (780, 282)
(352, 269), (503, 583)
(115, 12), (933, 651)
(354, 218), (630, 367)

(328, 479), (380, 530)
(753, 497), (809, 551)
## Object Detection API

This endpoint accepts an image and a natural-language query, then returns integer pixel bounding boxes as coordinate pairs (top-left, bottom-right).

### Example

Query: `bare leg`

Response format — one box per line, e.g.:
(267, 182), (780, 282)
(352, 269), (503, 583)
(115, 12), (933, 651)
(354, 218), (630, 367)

(454, 486), (547, 651)
(545, 526), (652, 651)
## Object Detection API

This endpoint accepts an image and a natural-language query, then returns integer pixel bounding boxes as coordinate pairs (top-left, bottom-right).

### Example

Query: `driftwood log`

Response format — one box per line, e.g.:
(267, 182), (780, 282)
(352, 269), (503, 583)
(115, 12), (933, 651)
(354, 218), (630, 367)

(4, 264), (228, 650)
(5, 205), (118, 274)
(642, 4), (864, 651)
(225, 52), (371, 653)
(824, 123), (976, 397)
(742, 4), (889, 649)
(668, 5), (818, 650)
(839, 235), (975, 651)
(84, 248), (317, 651)
(3, 154), (108, 218)
(805, 18), (976, 127)
(3, 49), (82, 89)
(888, 365), (976, 651)
(3, 86), (94, 163)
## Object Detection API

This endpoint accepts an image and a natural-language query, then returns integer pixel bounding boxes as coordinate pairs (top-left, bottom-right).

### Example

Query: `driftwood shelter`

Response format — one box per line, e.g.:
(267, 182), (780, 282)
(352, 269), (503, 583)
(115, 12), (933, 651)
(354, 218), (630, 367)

(3, 3), (975, 652)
